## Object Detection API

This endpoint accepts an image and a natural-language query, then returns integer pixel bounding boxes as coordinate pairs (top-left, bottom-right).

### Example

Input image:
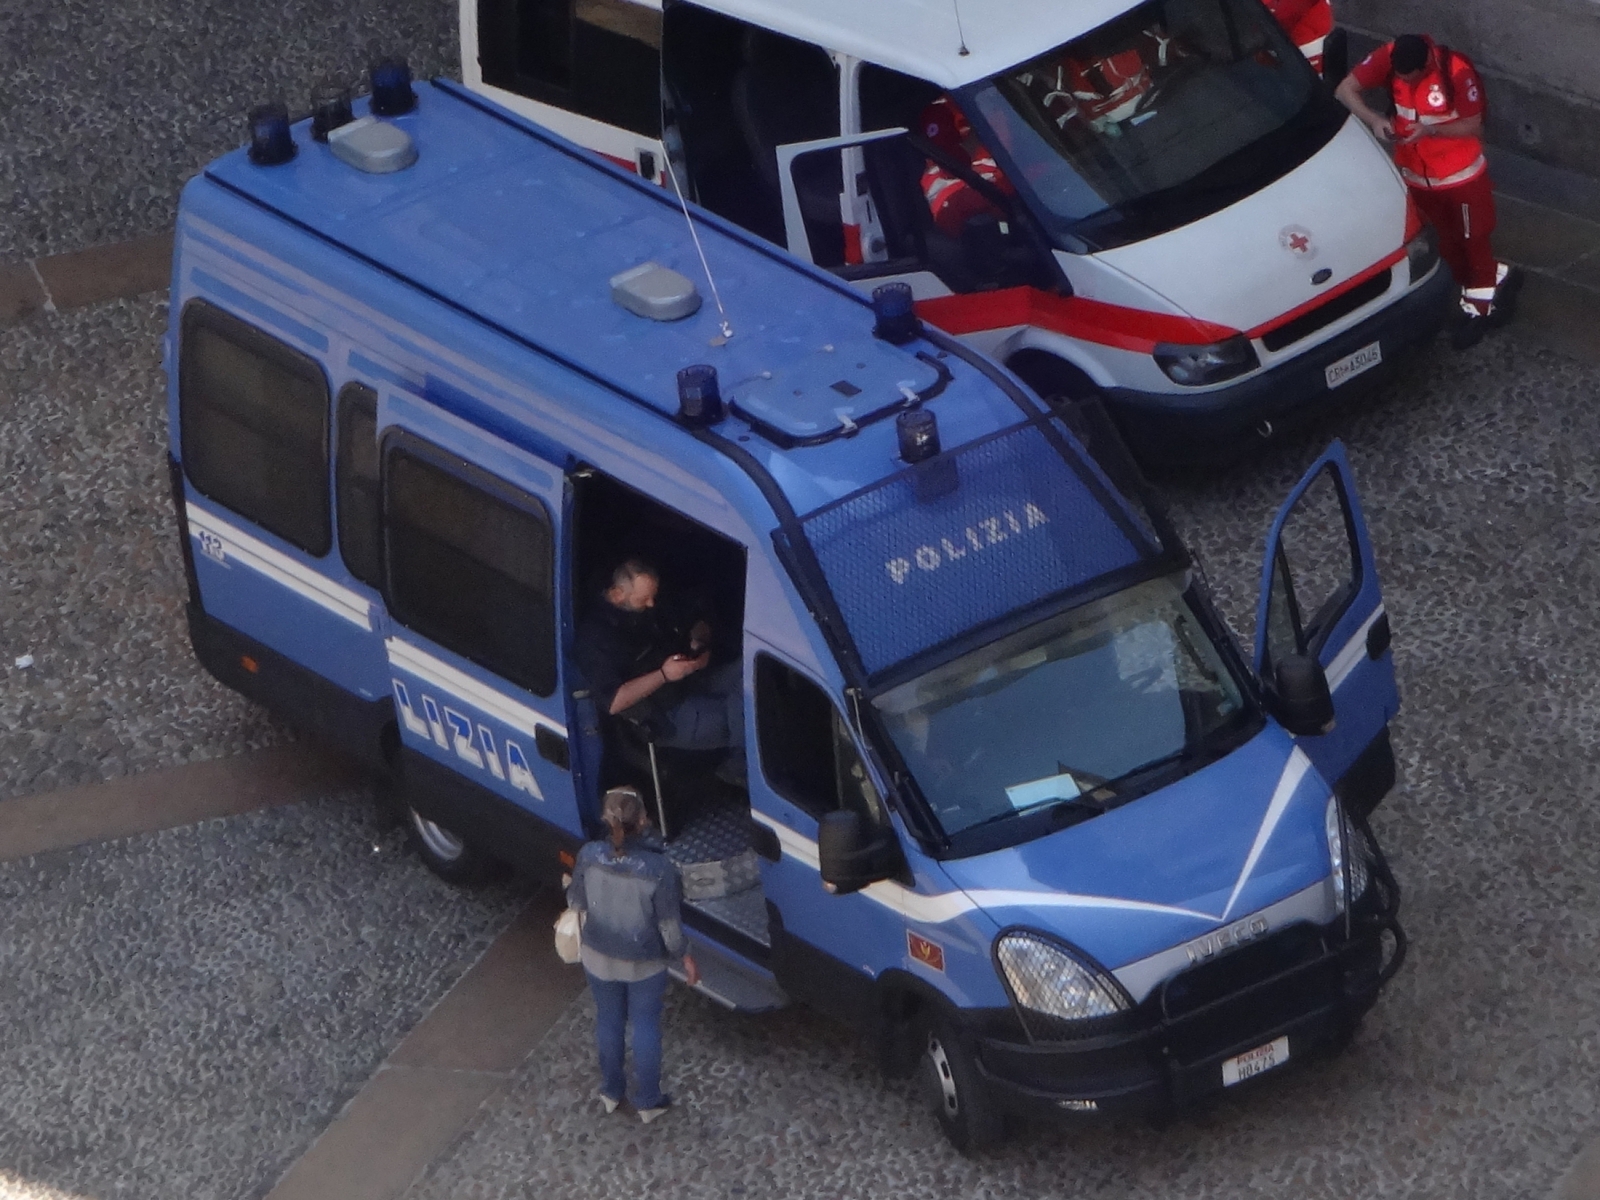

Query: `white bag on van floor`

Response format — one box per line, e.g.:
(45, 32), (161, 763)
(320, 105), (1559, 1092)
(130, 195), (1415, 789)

(554, 908), (582, 965)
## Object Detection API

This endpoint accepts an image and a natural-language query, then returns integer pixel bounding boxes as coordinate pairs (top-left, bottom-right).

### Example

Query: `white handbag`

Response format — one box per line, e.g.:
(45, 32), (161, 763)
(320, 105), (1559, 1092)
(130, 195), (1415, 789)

(554, 907), (583, 965)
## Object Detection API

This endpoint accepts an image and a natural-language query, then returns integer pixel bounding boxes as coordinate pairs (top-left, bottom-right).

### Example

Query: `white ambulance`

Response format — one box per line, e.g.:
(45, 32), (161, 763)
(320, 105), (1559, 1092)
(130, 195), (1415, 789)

(460, 0), (1452, 465)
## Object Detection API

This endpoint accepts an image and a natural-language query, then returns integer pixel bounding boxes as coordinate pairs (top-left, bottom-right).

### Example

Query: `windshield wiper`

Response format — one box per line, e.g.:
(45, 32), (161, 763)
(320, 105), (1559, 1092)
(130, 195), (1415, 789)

(1044, 793), (1111, 828)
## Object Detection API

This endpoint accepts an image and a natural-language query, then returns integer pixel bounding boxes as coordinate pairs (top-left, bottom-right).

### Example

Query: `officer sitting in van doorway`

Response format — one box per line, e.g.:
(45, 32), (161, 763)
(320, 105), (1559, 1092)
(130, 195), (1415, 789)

(574, 559), (747, 789)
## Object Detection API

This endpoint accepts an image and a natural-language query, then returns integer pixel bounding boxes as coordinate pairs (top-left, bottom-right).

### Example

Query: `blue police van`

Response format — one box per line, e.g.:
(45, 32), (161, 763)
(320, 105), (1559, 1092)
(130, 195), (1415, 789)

(166, 67), (1404, 1150)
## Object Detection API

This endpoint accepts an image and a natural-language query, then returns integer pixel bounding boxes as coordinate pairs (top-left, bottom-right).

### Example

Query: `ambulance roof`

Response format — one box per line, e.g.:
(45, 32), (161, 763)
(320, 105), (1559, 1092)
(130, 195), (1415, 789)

(189, 80), (1170, 679)
(677, 0), (1134, 88)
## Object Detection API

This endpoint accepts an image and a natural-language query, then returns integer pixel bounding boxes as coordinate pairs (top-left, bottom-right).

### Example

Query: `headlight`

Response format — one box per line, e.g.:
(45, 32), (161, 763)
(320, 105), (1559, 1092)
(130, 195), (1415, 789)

(1153, 335), (1259, 386)
(1406, 226), (1440, 284)
(995, 931), (1129, 1040)
(1326, 797), (1372, 914)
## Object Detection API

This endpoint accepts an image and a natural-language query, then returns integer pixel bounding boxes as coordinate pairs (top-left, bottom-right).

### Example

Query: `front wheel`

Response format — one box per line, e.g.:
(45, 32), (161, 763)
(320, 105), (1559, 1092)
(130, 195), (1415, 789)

(404, 805), (500, 886)
(921, 1020), (1005, 1155)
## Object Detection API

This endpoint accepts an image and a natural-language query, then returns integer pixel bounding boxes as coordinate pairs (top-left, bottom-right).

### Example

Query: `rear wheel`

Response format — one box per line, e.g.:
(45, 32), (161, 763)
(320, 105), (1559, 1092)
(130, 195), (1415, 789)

(405, 806), (500, 886)
(920, 1020), (1004, 1155)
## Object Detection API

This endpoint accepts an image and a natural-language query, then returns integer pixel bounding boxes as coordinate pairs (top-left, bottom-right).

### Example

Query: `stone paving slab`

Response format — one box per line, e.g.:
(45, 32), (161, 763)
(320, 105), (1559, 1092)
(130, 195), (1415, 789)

(0, 790), (529, 1200)
(0, 743), (357, 861)
(267, 893), (583, 1200)
(1496, 195), (1600, 275)
(34, 232), (174, 313)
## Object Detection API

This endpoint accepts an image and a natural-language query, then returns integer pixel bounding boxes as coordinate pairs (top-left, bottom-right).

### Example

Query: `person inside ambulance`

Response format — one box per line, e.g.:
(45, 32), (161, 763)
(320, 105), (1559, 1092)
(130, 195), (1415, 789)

(1336, 33), (1522, 348)
(917, 96), (1016, 239)
(1263, 0), (1334, 75)
(1034, 22), (1189, 137)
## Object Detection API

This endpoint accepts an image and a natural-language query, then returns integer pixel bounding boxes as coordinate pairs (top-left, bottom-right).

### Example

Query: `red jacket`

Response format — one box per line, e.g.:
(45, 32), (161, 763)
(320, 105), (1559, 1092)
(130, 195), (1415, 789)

(1351, 38), (1487, 188)
(1265, 0), (1334, 72)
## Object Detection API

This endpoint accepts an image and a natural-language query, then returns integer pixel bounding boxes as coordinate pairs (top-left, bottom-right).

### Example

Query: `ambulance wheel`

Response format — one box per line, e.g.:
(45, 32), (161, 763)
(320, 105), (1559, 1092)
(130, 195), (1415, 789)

(920, 1020), (1004, 1155)
(1005, 350), (1097, 409)
(405, 806), (500, 887)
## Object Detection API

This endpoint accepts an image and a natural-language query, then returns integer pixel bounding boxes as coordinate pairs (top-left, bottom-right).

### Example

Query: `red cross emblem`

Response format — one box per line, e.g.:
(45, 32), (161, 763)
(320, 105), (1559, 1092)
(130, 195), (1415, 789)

(1278, 225), (1317, 259)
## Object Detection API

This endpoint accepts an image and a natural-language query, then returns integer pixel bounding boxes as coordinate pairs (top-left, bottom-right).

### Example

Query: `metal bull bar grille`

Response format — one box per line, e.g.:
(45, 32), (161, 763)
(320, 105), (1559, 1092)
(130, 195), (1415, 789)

(797, 416), (1169, 678)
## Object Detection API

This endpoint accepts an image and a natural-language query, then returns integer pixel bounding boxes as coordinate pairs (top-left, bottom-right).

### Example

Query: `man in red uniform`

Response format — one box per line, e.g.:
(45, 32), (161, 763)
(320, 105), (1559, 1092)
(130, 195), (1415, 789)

(1264, 0), (1334, 75)
(1337, 34), (1521, 347)
(918, 97), (1014, 238)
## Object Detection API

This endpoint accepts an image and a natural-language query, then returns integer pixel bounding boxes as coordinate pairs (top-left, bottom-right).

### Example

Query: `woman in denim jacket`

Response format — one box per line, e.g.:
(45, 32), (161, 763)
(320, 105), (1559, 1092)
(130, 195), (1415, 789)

(568, 786), (699, 1122)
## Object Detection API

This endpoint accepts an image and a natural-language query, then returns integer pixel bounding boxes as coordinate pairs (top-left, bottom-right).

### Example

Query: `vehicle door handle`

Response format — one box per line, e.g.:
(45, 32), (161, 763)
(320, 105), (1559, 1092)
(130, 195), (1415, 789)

(535, 726), (569, 770)
(749, 819), (781, 862)
(1366, 614), (1391, 660)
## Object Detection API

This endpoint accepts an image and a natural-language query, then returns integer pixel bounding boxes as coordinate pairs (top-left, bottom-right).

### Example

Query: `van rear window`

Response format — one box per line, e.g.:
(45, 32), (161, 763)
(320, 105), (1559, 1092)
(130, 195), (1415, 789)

(383, 443), (556, 697)
(178, 301), (331, 555)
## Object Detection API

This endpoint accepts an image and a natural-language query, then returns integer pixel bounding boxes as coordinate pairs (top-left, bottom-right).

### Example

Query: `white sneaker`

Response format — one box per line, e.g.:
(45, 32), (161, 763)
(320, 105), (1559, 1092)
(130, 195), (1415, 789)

(598, 1091), (621, 1115)
(637, 1095), (674, 1124)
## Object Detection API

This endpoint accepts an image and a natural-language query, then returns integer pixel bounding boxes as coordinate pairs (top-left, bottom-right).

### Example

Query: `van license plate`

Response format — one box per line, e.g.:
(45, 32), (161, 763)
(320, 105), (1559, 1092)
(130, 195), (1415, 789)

(1324, 341), (1382, 389)
(1221, 1036), (1289, 1087)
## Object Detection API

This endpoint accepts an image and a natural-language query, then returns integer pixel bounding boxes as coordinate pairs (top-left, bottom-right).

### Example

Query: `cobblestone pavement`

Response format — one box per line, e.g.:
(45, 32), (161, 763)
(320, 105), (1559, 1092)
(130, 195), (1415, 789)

(401, 333), (1600, 1200)
(0, 295), (290, 801)
(0, 0), (457, 263)
(0, 790), (529, 1200)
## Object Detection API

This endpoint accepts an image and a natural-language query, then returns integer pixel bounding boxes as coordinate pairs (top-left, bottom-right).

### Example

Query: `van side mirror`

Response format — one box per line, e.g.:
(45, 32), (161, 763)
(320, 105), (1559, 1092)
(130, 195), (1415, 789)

(817, 810), (900, 895)
(1271, 653), (1336, 737)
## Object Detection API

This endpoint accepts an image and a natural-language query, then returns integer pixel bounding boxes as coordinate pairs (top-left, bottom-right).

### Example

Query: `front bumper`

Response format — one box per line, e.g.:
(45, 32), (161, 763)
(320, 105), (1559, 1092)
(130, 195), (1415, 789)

(1103, 264), (1455, 467)
(971, 856), (1405, 1122)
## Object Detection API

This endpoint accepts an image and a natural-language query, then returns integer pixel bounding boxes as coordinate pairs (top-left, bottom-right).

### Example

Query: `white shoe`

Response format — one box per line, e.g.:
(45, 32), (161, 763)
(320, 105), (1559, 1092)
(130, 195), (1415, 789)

(598, 1092), (621, 1115)
(637, 1095), (674, 1124)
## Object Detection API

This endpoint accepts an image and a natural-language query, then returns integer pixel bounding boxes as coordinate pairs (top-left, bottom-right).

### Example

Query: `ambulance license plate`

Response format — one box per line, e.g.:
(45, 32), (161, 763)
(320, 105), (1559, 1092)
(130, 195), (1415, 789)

(1324, 341), (1382, 389)
(1221, 1036), (1289, 1087)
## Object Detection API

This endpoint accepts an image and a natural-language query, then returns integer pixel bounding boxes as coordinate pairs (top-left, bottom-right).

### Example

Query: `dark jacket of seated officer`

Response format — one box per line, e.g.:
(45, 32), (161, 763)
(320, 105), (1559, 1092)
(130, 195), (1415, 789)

(573, 560), (746, 776)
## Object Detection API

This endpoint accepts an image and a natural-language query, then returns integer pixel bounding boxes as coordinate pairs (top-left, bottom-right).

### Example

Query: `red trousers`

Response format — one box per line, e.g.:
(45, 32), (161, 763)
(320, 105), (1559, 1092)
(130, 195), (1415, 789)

(1410, 172), (1499, 311)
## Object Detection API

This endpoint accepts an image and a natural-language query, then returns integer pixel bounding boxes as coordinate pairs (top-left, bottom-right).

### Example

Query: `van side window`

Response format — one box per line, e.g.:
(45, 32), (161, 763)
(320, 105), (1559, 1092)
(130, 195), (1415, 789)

(755, 656), (886, 825)
(334, 383), (381, 588)
(478, 0), (662, 137)
(383, 444), (556, 696)
(178, 300), (331, 556)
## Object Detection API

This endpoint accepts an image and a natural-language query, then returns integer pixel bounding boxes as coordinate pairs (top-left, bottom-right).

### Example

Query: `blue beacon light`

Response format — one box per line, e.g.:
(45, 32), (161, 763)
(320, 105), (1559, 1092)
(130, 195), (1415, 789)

(871, 282), (919, 344)
(676, 364), (724, 426)
(369, 56), (417, 117)
(247, 100), (296, 166)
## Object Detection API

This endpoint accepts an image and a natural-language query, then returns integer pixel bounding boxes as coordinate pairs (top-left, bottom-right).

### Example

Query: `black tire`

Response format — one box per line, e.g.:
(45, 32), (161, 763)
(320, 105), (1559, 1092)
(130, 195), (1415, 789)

(379, 729), (502, 887)
(920, 1019), (1005, 1155)
(403, 804), (501, 887)
(1005, 349), (1097, 409)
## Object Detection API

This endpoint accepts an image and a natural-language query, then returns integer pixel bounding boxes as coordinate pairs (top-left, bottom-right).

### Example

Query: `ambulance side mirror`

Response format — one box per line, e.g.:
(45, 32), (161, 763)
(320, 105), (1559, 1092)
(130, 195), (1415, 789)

(1270, 653), (1336, 737)
(818, 810), (899, 895)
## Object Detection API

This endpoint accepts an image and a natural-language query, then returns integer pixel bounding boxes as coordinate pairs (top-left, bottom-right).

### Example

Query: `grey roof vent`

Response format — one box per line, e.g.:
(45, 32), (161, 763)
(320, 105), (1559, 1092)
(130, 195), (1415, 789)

(610, 262), (701, 322)
(328, 116), (417, 174)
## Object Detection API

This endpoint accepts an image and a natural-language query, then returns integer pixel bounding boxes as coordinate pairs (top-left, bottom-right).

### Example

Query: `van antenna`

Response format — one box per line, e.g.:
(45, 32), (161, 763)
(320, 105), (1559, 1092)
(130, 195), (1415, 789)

(951, 0), (970, 55)
(663, 154), (734, 341)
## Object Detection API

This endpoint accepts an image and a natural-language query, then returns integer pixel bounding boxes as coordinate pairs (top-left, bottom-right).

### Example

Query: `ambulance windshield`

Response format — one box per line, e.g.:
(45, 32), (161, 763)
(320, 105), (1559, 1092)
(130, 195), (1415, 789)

(874, 573), (1255, 840)
(962, 0), (1347, 250)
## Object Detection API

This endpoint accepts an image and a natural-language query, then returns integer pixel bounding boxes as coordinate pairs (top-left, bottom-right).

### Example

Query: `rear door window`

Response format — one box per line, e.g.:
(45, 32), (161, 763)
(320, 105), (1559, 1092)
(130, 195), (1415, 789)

(178, 300), (330, 555)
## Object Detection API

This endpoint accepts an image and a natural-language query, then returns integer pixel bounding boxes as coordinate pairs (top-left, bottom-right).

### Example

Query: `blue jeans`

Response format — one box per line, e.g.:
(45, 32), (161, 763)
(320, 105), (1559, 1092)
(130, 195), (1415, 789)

(587, 968), (669, 1108)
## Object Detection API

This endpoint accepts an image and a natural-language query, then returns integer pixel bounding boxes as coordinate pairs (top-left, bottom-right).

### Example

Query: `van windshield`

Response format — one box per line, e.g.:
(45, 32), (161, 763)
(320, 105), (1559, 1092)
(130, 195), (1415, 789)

(962, 0), (1347, 250)
(874, 573), (1254, 840)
